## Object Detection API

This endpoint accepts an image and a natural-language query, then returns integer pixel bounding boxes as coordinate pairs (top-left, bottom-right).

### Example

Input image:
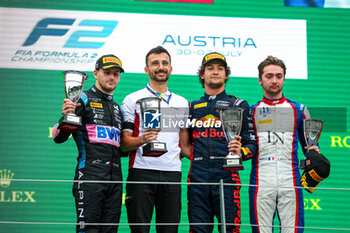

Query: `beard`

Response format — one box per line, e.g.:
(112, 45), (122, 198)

(150, 70), (170, 82)
(205, 79), (225, 89)
(98, 80), (117, 93)
(101, 84), (116, 93)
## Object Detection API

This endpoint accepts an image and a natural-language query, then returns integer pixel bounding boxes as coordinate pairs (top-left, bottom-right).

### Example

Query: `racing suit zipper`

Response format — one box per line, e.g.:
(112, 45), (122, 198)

(107, 100), (115, 181)
(207, 101), (211, 168)
(273, 105), (279, 188)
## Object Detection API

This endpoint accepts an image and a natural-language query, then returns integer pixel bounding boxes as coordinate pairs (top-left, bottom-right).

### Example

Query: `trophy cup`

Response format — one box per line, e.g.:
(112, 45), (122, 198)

(220, 107), (244, 171)
(138, 97), (168, 157)
(58, 70), (88, 133)
(299, 119), (323, 169)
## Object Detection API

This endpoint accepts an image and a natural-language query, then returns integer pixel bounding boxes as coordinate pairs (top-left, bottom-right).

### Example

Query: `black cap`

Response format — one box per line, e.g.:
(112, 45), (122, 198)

(95, 54), (124, 72)
(300, 150), (330, 193)
(201, 52), (227, 67)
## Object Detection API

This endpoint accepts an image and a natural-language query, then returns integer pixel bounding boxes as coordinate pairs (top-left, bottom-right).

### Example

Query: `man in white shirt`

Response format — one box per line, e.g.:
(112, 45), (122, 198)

(121, 46), (189, 233)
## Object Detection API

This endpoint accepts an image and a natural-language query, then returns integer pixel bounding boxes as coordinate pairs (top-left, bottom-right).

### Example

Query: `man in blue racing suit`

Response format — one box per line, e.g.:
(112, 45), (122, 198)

(53, 54), (125, 233)
(185, 52), (257, 233)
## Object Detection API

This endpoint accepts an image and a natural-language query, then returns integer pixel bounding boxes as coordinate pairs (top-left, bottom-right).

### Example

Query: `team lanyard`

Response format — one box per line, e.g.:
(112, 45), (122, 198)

(146, 84), (172, 104)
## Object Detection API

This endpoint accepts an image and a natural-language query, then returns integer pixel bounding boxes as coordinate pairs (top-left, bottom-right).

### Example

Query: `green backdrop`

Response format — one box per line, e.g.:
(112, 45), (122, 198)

(1, 0), (349, 232)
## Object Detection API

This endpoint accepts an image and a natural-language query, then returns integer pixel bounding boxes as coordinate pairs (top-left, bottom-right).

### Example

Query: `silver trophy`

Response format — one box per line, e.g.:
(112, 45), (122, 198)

(220, 107), (244, 171)
(138, 97), (168, 157)
(300, 119), (323, 169)
(58, 70), (88, 132)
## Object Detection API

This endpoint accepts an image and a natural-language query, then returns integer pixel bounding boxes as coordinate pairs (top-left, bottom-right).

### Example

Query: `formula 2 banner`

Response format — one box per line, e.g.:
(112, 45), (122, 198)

(0, 7), (307, 79)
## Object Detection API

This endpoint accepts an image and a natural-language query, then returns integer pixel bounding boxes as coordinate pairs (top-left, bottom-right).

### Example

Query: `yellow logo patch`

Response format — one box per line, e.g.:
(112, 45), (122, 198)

(241, 147), (252, 156)
(205, 53), (225, 62)
(194, 102), (208, 109)
(103, 57), (122, 66)
(258, 119), (272, 125)
(308, 169), (325, 182)
(90, 102), (103, 108)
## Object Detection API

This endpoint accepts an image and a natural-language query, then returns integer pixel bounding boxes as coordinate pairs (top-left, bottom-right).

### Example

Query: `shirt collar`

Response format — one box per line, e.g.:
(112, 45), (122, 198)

(146, 83), (171, 96)
(146, 83), (172, 104)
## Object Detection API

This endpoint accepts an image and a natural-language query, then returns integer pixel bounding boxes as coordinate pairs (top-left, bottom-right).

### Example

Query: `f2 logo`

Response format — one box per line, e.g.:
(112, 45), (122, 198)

(22, 18), (118, 49)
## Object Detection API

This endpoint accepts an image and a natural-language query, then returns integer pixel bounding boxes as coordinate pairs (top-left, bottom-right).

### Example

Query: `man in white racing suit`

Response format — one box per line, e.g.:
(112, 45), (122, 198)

(249, 56), (320, 233)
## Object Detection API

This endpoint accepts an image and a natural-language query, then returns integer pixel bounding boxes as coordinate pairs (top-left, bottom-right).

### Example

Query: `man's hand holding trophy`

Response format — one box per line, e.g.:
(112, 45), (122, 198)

(138, 97), (168, 157)
(220, 107), (244, 171)
(300, 118), (323, 169)
(58, 70), (88, 133)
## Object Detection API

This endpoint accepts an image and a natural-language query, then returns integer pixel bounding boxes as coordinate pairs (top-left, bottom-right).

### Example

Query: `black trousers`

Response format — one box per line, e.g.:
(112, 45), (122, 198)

(73, 162), (122, 233)
(125, 168), (182, 233)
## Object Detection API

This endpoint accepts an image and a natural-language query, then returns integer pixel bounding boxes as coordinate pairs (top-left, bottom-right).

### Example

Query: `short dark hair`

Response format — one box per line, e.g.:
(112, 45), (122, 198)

(197, 60), (231, 88)
(258, 56), (286, 79)
(145, 46), (171, 67)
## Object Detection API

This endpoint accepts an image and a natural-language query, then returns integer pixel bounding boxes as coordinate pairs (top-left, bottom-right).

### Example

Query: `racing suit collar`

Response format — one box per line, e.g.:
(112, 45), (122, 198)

(204, 90), (227, 101)
(91, 85), (114, 101)
(262, 95), (286, 105)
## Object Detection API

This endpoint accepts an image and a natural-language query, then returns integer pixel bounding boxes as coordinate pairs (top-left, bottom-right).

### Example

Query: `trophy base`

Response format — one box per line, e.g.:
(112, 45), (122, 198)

(142, 142), (168, 157)
(223, 157), (244, 171)
(58, 114), (82, 133)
